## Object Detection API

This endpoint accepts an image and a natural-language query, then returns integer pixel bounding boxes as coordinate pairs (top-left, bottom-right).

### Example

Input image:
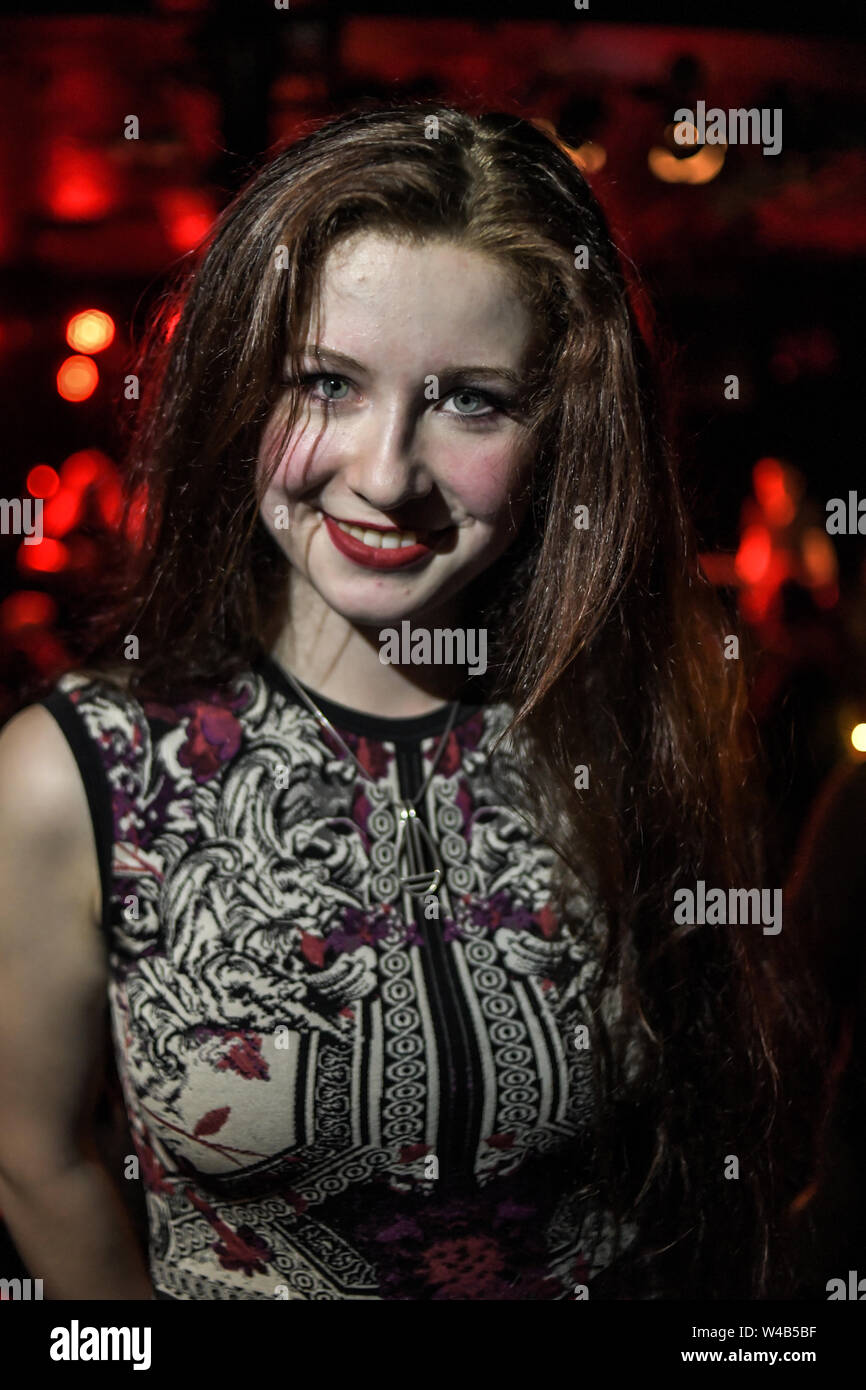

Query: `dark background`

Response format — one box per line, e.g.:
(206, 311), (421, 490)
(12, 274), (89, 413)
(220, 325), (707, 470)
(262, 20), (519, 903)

(0, 0), (864, 1294)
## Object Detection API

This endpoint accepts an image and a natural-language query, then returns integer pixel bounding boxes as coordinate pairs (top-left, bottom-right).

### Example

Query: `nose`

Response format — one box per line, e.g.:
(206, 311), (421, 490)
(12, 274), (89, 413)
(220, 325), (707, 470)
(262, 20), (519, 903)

(341, 398), (432, 513)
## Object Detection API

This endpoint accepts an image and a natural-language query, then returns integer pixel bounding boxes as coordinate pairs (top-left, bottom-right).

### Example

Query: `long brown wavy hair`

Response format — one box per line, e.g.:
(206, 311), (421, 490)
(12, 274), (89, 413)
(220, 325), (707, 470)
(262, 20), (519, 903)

(75, 102), (829, 1297)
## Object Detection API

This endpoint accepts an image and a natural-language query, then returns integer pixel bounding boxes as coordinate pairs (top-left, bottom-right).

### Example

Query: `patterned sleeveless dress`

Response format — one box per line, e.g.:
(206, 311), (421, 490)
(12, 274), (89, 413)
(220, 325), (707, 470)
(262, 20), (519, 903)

(39, 651), (626, 1300)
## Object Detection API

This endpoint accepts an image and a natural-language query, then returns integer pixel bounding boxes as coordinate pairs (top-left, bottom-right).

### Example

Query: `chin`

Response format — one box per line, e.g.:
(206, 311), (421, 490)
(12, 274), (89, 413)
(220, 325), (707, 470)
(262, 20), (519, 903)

(310, 584), (445, 628)
(303, 561), (478, 626)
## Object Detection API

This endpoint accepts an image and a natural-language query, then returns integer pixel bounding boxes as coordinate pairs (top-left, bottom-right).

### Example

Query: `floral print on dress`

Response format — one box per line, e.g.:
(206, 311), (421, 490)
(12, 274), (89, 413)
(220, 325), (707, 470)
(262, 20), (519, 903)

(41, 662), (632, 1300)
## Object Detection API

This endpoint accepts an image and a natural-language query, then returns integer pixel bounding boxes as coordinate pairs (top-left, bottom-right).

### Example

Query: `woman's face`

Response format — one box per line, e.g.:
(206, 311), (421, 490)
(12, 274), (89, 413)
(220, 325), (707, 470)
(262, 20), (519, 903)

(258, 230), (539, 629)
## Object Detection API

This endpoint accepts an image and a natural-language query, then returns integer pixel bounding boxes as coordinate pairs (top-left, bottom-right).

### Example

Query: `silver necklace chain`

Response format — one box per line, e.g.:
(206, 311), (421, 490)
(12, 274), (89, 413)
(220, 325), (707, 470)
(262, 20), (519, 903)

(279, 665), (462, 900)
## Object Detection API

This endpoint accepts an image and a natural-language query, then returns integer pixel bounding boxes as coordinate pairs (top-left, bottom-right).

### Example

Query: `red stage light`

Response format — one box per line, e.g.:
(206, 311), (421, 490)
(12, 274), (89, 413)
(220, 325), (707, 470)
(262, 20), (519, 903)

(753, 457), (796, 526)
(26, 465), (60, 499)
(17, 538), (69, 573)
(44, 141), (115, 222)
(0, 591), (57, 634)
(62, 449), (99, 488)
(60, 448), (113, 489)
(42, 487), (83, 538)
(56, 355), (99, 402)
(159, 190), (214, 253)
(66, 310), (115, 354)
(735, 525), (772, 584)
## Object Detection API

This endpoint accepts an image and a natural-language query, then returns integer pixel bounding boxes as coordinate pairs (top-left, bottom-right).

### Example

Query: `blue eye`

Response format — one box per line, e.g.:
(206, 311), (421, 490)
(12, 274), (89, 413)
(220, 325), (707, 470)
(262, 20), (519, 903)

(304, 373), (350, 401)
(446, 390), (493, 417)
(280, 374), (513, 423)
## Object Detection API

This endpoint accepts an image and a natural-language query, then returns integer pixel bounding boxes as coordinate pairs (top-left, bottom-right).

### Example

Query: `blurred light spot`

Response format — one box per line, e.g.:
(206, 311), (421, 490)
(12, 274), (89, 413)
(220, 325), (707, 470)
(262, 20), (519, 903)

(735, 525), (772, 584)
(26, 465), (60, 499)
(159, 189), (215, 253)
(17, 538), (69, 573)
(666, 121), (700, 148)
(44, 140), (115, 221)
(57, 355), (98, 402)
(648, 143), (725, 184)
(0, 591), (57, 634)
(570, 142), (607, 173)
(802, 527), (838, 587)
(753, 457), (797, 526)
(61, 447), (109, 489)
(852, 724), (866, 753)
(42, 486), (83, 538)
(66, 310), (115, 354)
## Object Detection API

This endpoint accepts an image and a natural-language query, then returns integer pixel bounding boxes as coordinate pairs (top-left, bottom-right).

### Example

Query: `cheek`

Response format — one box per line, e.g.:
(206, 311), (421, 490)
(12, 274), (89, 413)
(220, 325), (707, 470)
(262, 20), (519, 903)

(444, 437), (534, 524)
(256, 413), (535, 518)
(258, 417), (329, 498)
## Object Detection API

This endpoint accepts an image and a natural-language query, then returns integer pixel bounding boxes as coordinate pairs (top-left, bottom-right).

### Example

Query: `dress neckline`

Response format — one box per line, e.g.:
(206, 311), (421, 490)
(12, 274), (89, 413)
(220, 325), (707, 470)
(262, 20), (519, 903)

(253, 651), (485, 743)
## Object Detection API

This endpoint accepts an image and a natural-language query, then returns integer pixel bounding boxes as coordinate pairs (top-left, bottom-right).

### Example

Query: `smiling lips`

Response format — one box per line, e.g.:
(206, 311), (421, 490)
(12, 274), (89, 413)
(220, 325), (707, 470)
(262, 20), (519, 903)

(323, 513), (449, 570)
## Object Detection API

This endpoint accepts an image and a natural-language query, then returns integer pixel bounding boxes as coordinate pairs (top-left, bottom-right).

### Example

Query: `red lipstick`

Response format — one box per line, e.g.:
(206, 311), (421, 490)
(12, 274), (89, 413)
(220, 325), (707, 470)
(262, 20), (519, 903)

(323, 514), (442, 570)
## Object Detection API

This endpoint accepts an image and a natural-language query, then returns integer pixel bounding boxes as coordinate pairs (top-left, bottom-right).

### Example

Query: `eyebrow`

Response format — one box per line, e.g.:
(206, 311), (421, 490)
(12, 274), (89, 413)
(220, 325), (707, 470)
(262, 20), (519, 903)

(293, 343), (524, 387)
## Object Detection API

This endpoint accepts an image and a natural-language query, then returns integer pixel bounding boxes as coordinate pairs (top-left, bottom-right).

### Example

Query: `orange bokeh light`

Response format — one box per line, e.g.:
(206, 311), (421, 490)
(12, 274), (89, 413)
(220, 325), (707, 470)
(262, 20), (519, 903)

(570, 142), (607, 174)
(56, 355), (99, 402)
(801, 527), (838, 588)
(66, 310), (115, 354)
(648, 143), (726, 185)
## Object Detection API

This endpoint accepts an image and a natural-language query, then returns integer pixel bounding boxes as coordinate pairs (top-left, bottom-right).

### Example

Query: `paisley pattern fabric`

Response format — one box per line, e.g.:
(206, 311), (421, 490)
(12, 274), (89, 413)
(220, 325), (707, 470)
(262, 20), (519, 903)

(39, 653), (629, 1300)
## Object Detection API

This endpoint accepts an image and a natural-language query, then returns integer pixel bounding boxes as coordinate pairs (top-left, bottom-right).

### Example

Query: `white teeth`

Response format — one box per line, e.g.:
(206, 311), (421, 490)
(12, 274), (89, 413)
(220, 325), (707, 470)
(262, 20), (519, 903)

(335, 519), (419, 549)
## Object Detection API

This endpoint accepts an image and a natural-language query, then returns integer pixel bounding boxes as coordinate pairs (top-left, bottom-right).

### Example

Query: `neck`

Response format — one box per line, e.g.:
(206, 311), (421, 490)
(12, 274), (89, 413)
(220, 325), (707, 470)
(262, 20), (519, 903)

(269, 572), (470, 718)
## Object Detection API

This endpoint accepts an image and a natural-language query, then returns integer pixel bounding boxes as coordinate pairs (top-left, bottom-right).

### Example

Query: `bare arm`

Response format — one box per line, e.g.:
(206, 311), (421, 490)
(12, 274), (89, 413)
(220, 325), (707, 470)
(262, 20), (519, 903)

(0, 704), (154, 1299)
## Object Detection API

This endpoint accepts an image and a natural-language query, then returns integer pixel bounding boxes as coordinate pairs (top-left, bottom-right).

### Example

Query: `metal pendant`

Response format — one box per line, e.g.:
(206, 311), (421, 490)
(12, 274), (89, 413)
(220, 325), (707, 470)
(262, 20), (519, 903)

(395, 802), (443, 897)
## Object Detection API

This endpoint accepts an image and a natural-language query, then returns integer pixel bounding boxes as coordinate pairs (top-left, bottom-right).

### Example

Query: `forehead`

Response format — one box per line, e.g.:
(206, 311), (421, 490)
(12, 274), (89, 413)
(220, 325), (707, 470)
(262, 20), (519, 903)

(305, 230), (537, 361)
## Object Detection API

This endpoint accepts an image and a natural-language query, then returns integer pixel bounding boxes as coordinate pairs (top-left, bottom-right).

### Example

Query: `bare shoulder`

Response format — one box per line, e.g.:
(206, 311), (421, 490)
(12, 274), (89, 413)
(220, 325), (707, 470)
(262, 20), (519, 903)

(0, 705), (110, 1180)
(0, 703), (92, 831)
(0, 703), (102, 925)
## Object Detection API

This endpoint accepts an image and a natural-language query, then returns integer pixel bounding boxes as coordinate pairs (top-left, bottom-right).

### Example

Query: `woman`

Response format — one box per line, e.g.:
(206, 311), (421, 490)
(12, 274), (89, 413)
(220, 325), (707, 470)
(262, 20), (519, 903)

(0, 104), (823, 1300)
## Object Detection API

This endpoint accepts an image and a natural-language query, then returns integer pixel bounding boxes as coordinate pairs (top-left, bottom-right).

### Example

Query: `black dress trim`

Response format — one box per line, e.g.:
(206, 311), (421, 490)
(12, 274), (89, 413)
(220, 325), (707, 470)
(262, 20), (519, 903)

(38, 689), (114, 939)
(253, 651), (484, 743)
